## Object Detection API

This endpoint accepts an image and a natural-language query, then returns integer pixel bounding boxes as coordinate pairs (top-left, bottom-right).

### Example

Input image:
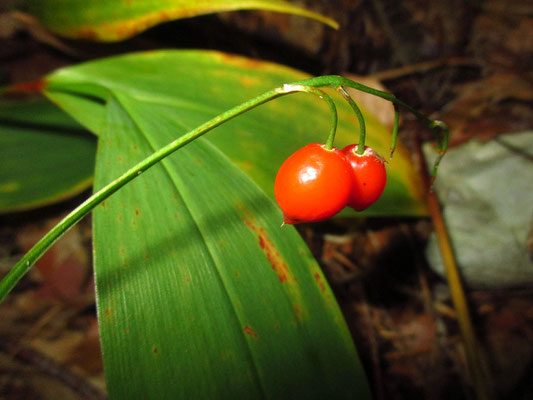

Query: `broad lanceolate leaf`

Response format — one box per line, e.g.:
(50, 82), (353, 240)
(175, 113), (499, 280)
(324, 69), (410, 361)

(44, 50), (427, 217)
(94, 95), (370, 398)
(42, 50), (377, 398)
(0, 99), (96, 213)
(21, 0), (338, 41)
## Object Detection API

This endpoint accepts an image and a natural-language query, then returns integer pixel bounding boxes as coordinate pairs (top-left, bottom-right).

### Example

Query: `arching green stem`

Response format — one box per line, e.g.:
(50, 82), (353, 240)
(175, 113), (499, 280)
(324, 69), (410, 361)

(0, 75), (445, 303)
(0, 83), (337, 303)
(295, 75), (448, 174)
(283, 85), (338, 150)
(430, 120), (449, 179)
(322, 92), (338, 150)
(390, 108), (400, 158)
(338, 86), (366, 155)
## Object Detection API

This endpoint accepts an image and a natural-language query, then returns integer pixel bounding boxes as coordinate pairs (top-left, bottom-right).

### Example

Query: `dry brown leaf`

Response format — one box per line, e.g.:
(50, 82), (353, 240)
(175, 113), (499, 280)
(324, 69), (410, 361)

(16, 217), (90, 302)
(471, 13), (533, 74)
(65, 317), (104, 375)
(441, 73), (533, 145)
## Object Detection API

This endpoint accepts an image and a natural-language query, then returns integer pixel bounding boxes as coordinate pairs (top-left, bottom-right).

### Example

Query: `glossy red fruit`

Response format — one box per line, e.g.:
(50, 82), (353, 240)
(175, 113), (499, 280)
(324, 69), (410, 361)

(341, 144), (387, 211)
(275, 143), (352, 224)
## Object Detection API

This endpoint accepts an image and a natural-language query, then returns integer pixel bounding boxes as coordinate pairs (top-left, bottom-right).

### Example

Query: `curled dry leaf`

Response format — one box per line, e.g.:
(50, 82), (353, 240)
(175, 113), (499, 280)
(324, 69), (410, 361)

(441, 74), (533, 146)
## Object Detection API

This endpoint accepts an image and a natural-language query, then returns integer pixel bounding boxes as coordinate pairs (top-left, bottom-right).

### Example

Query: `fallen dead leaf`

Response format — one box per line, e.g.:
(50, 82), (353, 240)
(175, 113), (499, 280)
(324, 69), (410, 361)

(16, 216), (90, 302)
(440, 74), (533, 145)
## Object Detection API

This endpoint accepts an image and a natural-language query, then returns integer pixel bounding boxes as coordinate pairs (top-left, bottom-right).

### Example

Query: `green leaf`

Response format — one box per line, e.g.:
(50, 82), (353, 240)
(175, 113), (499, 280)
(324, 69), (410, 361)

(94, 94), (370, 398)
(37, 49), (430, 398)
(21, 0), (338, 42)
(0, 99), (96, 213)
(45, 50), (427, 216)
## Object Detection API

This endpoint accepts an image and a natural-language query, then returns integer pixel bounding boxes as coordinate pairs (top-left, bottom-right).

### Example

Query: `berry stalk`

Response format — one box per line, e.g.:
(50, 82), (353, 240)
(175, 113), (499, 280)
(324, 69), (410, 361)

(337, 86), (366, 155)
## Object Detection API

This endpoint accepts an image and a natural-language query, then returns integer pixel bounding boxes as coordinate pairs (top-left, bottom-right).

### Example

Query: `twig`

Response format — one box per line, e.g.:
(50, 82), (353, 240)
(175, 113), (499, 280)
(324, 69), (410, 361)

(413, 135), (492, 400)
(370, 57), (479, 81)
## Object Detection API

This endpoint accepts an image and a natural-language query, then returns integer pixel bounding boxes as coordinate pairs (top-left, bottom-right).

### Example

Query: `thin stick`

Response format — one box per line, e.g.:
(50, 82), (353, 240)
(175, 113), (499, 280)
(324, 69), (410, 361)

(413, 136), (491, 400)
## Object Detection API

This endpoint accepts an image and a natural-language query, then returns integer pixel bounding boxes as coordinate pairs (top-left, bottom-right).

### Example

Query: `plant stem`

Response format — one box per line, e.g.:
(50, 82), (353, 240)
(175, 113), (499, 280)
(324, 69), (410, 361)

(0, 83), (335, 303)
(0, 75), (446, 302)
(282, 86), (338, 150)
(320, 91), (338, 150)
(390, 108), (400, 158)
(295, 75), (449, 173)
(414, 137), (491, 400)
(337, 86), (366, 154)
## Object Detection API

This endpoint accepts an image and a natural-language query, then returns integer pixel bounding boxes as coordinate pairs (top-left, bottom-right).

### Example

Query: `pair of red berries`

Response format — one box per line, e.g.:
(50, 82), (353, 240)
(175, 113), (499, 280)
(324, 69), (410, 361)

(274, 143), (387, 224)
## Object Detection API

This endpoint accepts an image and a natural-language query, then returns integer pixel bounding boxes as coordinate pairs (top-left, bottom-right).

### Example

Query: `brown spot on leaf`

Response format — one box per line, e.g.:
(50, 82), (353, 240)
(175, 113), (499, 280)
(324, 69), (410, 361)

(314, 272), (326, 293)
(125, 328), (130, 333)
(244, 326), (259, 338)
(217, 53), (265, 70)
(135, 209), (140, 216)
(153, 347), (158, 354)
(70, 27), (99, 41)
(240, 76), (260, 86)
(242, 214), (290, 283)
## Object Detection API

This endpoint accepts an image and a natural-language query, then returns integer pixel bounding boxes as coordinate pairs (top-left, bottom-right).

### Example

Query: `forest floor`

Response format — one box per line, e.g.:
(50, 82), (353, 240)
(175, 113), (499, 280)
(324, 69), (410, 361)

(1, 0), (532, 398)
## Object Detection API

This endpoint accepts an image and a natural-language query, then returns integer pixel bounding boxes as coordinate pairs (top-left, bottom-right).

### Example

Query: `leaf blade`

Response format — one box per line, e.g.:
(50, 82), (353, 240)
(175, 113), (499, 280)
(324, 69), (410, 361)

(0, 99), (96, 213)
(22, 0), (337, 41)
(46, 49), (427, 217)
(94, 95), (370, 398)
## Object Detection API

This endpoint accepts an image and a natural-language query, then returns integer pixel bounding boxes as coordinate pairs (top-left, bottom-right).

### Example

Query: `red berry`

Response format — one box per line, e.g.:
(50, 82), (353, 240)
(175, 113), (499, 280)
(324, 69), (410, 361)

(341, 144), (387, 211)
(275, 143), (352, 224)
